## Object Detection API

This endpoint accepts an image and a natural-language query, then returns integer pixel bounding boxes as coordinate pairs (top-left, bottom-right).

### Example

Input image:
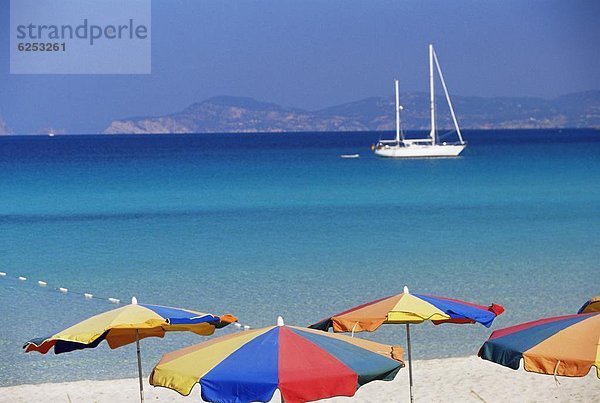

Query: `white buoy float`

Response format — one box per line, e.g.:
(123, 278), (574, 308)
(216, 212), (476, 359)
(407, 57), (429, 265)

(59, 287), (68, 293)
(84, 293), (93, 299)
(37, 281), (47, 287)
(0, 272), (6, 277)
(18, 276), (27, 281)
(108, 298), (120, 304)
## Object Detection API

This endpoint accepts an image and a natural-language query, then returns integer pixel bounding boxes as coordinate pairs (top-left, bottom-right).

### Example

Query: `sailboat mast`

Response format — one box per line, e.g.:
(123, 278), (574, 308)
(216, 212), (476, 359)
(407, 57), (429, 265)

(429, 44), (436, 144)
(395, 79), (401, 144)
(432, 49), (465, 145)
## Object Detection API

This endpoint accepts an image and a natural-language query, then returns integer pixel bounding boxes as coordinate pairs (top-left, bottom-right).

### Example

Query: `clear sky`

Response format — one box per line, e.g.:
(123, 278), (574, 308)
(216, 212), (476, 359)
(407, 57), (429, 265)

(0, 0), (598, 133)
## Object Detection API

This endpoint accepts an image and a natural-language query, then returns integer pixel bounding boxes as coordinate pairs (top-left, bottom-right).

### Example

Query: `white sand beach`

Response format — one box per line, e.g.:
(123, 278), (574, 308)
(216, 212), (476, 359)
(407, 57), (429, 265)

(1, 356), (598, 403)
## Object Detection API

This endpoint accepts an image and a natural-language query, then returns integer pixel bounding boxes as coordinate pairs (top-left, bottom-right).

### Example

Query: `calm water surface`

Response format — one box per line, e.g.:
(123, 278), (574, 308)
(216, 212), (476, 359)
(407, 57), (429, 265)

(0, 130), (599, 386)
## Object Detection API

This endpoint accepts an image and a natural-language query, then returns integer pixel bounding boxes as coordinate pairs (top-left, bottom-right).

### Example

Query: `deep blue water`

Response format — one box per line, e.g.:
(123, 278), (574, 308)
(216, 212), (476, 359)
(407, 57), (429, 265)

(1, 129), (599, 386)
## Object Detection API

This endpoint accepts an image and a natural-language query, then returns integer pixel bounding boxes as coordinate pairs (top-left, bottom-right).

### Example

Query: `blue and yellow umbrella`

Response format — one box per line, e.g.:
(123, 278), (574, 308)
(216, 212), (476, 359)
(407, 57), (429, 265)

(578, 296), (600, 314)
(309, 286), (504, 403)
(24, 297), (236, 402)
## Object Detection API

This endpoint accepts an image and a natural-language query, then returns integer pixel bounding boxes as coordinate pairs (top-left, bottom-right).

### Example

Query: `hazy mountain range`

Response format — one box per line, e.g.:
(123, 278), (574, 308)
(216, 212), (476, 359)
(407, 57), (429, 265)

(1, 91), (599, 135)
(104, 91), (600, 134)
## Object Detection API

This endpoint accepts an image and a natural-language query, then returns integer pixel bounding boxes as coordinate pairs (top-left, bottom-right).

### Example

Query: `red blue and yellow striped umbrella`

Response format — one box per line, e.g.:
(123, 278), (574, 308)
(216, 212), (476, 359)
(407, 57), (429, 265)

(150, 317), (404, 403)
(479, 312), (599, 379)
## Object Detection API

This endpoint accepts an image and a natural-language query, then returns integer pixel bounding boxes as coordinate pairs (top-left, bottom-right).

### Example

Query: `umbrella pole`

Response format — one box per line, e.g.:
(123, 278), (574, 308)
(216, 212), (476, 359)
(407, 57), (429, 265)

(406, 323), (414, 403)
(136, 329), (144, 403)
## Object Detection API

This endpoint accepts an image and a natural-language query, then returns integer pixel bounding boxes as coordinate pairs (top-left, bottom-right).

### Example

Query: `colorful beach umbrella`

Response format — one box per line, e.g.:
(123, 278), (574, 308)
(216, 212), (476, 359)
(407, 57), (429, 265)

(478, 312), (599, 379)
(24, 297), (236, 402)
(578, 296), (600, 314)
(309, 286), (504, 403)
(150, 316), (404, 403)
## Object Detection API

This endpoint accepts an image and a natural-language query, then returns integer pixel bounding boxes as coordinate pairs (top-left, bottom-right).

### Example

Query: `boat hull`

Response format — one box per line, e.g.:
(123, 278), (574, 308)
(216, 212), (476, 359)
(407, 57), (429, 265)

(374, 143), (466, 158)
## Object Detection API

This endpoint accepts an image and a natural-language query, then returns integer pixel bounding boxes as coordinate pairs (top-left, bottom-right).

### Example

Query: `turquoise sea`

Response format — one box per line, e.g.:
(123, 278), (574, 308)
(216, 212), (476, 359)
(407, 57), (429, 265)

(0, 129), (599, 386)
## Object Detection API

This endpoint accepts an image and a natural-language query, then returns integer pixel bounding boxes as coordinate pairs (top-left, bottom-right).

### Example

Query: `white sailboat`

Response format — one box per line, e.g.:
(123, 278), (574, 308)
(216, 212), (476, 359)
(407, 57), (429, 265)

(374, 44), (466, 158)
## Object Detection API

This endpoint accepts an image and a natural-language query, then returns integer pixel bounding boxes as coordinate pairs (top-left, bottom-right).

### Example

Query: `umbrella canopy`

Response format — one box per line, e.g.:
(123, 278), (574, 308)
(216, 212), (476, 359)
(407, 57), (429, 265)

(478, 312), (599, 379)
(309, 289), (504, 332)
(308, 287), (504, 403)
(150, 318), (404, 403)
(24, 299), (237, 403)
(578, 296), (600, 314)
(24, 301), (237, 354)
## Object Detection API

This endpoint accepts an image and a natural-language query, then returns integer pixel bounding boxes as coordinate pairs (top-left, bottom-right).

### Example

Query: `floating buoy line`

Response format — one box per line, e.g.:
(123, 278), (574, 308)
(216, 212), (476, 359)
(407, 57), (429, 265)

(0, 270), (122, 304)
(0, 270), (253, 331)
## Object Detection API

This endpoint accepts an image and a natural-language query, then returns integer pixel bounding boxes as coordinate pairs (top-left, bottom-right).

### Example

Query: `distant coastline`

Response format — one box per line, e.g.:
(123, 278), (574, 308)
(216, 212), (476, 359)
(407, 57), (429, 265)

(102, 91), (600, 135)
(2, 127), (600, 137)
(1, 91), (599, 135)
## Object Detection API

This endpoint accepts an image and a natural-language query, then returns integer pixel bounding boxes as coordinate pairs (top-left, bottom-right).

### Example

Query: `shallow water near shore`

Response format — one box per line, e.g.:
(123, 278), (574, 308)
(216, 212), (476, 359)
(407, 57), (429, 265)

(1, 129), (599, 386)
